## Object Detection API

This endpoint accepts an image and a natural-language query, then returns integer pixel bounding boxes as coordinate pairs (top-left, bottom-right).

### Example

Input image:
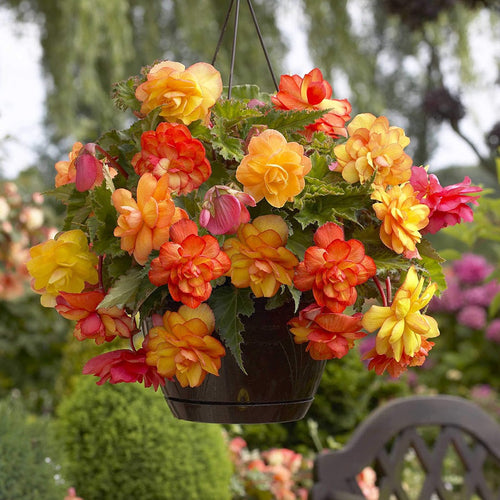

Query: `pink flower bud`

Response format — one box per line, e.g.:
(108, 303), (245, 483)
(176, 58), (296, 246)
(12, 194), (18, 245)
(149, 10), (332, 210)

(199, 185), (256, 235)
(75, 144), (105, 192)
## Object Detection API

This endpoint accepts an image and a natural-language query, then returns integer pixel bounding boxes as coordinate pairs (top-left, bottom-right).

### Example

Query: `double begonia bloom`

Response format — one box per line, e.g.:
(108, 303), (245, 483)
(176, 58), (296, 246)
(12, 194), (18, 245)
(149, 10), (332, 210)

(333, 113), (412, 186)
(55, 142), (83, 187)
(82, 348), (165, 390)
(143, 303), (225, 388)
(56, 291), (136, 345)
(236, 129), (311, 208)
(288, 303), (366, 360)
(362, 266), (439, 366)
(363, 338), (435, 378)
(223, 214), (299, 298)
(293, 223), (376, 313)
(371, 183), (430, 257)
(135, 60), (222, 125)
(199, 185), (256, 235)
(271, 68), (352, 139)
(148, 219), (231, 308)
(27, 229), (98, 307)
(131, 122), (211, 195)
(112, 173), (187, 265)
(410, 166), (481, 234)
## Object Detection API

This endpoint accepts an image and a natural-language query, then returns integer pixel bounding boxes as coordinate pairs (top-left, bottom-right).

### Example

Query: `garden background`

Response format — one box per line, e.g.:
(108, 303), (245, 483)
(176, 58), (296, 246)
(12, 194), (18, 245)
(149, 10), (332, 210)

(0, 0), (499, 498)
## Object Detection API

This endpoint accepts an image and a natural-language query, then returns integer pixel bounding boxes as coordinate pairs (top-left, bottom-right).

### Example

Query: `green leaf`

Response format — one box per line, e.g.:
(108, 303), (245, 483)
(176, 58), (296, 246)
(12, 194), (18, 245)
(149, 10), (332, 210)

(212, 98), (262, 125)
(419, 255), (447, 294)
(308, 152), (331, 179)
(99, 266), (149, 309)
(208, 285), (255, 372)
(88, 185), (122, 256)
(111, 76), (141, 112)
(417, 239), (445, 263)
(225, 84), (262, 100)
(250, 108), (326, 133)
(210, 122), (244, 161)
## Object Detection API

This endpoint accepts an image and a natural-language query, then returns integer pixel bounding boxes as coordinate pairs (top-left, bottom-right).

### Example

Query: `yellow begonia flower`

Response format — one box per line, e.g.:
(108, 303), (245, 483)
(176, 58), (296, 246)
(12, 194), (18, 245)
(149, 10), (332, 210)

(362, 266), (439, 362)
(333, 113), (412, 187)
(223, 214), (298, 298)
(371, 183), (430, 256)
(27, 229), (98, 308)
(135, 60), (222, 125)
(144, 303), (225, 388)
(236, 129), (311, 208)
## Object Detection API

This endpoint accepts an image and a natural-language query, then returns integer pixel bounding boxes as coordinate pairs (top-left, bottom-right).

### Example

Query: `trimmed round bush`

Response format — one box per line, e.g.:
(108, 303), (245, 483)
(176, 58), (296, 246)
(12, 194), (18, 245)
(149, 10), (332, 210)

(0, 398), (65, 500)
(56, 377), (232, 500)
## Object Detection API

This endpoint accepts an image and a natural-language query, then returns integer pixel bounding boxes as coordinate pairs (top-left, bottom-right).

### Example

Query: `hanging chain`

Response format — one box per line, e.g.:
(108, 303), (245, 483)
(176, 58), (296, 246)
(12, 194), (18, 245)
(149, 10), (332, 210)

(211, 0), (279, 98)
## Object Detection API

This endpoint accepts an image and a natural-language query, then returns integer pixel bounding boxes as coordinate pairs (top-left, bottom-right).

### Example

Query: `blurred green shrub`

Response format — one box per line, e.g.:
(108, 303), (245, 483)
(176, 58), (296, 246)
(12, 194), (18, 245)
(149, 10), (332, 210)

(0, 397), (65, 500)
(56, 376), (233, 500)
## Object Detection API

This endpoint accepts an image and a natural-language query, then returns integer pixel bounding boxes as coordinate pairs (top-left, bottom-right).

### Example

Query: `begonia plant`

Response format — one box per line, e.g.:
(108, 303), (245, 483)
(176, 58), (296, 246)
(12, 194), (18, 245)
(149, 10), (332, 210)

(26, 60), (482, 389)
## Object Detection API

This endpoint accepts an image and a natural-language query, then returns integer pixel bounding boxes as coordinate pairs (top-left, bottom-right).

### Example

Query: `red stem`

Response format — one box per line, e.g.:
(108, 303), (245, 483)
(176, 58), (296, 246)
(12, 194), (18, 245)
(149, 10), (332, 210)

(373, 276), (388, 307)
(94, 144), (129, 179)
(98, 255), (105, 290)
(385, 277), (392, 306)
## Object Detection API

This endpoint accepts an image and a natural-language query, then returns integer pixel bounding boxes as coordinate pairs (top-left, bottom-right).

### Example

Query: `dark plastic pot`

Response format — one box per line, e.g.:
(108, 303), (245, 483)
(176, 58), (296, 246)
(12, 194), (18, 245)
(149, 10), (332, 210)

(146, 298), (326, 424)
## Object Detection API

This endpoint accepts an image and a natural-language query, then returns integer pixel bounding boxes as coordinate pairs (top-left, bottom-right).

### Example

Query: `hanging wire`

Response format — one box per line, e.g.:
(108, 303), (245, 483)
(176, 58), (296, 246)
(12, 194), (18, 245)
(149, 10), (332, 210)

(211, 0), (235, 66)
(212, 0), (279, 98)
(246, 0), (279, 91)
(227, 0), (241, 98)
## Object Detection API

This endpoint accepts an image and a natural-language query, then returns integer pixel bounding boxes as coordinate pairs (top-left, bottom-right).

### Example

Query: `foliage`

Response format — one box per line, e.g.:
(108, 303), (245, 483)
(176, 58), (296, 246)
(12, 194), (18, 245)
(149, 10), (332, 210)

(416, 253), (500, 395)
(0, 171), (69, 413)
(0, 396), (65, 500)
(56, 376), (233, 500)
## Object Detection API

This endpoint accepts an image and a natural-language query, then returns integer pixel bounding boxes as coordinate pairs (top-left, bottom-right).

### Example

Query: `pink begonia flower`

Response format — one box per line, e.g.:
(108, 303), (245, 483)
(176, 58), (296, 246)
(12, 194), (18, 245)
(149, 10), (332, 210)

(82, 348), (165, 390)
(199, 185), (256, 235)
(410, 166), (481, 234)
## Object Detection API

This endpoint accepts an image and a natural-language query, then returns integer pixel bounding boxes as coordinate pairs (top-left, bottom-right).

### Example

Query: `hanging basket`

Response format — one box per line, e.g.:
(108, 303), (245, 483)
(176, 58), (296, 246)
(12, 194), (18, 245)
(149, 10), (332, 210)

(143, 298), (326, 424)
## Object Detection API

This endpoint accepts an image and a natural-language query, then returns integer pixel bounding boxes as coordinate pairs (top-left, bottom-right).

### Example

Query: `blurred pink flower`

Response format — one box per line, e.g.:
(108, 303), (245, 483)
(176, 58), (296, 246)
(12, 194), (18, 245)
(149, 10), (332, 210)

(486, 319), (500, 343)
(457, 305), (487, 330)
(452, 253), (494, 284)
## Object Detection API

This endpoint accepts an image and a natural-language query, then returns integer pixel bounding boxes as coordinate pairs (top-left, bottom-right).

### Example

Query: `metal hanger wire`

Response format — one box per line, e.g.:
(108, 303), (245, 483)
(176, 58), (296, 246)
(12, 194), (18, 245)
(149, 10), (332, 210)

(211, 0), (279, 98)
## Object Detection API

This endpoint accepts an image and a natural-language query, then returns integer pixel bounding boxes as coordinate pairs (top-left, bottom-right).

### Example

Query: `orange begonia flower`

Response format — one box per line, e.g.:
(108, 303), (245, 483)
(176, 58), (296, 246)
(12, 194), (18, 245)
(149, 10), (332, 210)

(131, 122), (211, 195)
(293, 222), (376, 313)
(143, 303), (225, 388)
(271, 68), (352, 139)
(288, 304), (366, 360)
(26, 229), (98, 307)
(135, 60), (222, 125)
(236, 129), (311, 208)
(112, 173), (187, 265)
(56, 291), (136, 345)
(371, 183), (430, 257)
(55, 142), (83, 187)
(333, 113), (413, 186)
(362, 266), (439, 365)
(223, 214), (299, 298)
(148, 219), (231, 308)
(362, 338), (435, 378)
